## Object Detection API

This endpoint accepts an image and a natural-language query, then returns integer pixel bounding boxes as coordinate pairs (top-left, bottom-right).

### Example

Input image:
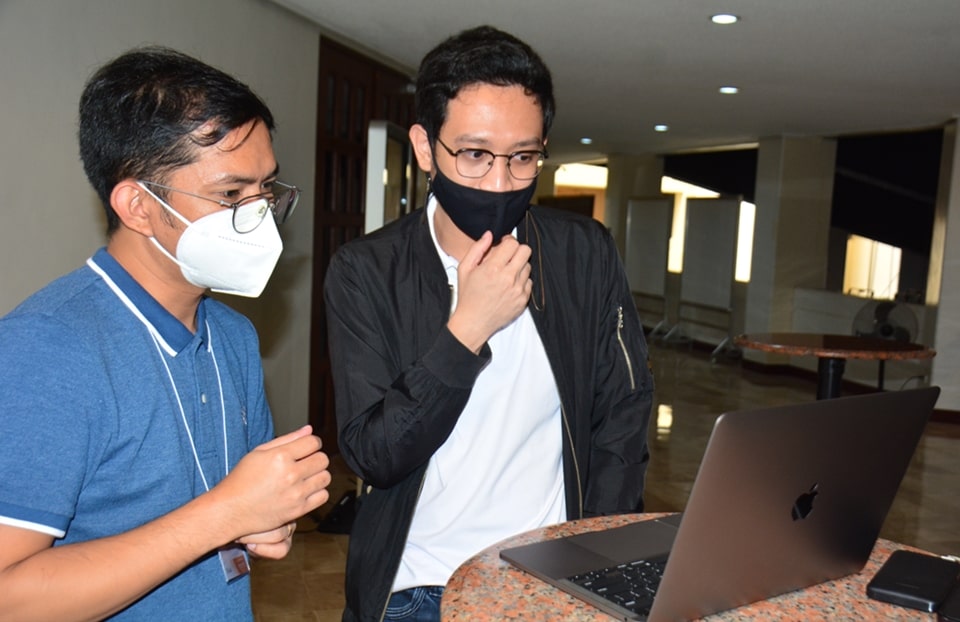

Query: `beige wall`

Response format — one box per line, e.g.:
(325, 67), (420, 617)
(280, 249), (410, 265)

(0, 0), (320, 434)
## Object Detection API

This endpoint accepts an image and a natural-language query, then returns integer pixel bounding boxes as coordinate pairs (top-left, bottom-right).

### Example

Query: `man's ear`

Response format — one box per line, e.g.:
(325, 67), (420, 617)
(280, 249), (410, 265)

(111, 180), (157, 237)
(409, 124), (435, 175)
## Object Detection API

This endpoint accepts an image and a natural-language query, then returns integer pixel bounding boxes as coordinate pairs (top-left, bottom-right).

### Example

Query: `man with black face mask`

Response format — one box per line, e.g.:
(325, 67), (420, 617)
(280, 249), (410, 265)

(325, 25), (654, 622)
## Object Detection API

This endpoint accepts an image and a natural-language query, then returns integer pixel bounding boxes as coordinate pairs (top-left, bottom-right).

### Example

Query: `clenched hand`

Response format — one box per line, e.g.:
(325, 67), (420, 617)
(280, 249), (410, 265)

(448, 231), (533, 353)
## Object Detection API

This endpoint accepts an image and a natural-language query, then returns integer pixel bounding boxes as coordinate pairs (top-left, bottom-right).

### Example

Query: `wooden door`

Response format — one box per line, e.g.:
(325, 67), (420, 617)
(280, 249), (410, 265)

(309, 38), (415, 454)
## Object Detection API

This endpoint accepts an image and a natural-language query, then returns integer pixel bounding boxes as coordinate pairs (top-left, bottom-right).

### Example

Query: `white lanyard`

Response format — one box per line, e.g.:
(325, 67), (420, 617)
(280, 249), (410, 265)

(150, 320), (229, 492)
(87, 256), (231, 492)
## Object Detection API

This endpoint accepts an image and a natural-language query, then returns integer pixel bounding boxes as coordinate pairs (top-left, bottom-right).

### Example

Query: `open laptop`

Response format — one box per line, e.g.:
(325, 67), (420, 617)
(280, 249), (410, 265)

(500, 386), (940, 621)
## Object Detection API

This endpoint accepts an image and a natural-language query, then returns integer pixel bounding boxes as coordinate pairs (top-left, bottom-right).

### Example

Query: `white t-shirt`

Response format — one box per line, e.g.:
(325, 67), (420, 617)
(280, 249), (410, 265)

(392, 199), (566, 591)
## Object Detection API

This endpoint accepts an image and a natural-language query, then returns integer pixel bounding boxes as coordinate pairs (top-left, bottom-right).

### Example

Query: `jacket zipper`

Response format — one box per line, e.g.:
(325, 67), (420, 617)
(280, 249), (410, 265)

(379, 284), (451, 621)
(617, 305), (636, 391)
(379, 470), (430, 622)
(559, 403), (584, 518)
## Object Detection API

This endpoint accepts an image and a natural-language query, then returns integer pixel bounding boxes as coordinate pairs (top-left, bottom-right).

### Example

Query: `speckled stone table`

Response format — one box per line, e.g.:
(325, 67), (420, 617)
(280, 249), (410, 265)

(734, 332), (936, 400)
(442, 513), (935, 621)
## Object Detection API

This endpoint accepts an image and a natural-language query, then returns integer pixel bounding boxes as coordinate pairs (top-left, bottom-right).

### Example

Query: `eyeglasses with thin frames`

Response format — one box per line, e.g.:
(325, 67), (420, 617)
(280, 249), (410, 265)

(139, 179), (300, 233)
(435, 137), (547, 180)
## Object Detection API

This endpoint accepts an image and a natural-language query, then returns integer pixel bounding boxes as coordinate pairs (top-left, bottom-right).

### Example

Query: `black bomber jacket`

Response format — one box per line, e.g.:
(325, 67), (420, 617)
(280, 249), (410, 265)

(324, 205), (654, 622)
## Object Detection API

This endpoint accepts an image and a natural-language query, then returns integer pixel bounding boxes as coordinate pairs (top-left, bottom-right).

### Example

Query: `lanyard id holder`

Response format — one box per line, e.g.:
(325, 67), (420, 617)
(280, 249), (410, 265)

(152, 325), (247, 584)
(218, 545), (251, 582)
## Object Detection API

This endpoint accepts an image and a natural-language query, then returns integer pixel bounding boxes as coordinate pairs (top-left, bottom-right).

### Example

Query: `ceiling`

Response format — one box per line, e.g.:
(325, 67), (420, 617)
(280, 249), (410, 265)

(271, 0), (960, 164)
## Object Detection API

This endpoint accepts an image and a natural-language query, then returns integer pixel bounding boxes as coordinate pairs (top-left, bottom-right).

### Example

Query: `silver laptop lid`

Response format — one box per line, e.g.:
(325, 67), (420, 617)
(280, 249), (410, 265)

(650, 386), (940, 621)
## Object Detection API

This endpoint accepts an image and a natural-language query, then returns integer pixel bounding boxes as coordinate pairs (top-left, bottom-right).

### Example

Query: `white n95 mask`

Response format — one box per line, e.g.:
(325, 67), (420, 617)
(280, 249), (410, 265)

(140, 183), (283, 298)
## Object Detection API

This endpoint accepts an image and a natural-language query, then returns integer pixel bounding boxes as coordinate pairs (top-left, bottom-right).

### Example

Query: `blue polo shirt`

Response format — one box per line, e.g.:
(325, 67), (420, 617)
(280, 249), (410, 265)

(0, 248), (273, 620)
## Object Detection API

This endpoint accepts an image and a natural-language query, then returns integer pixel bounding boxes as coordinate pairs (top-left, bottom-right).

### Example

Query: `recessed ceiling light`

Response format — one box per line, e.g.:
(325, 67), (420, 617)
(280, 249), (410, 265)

(580, 137), (593, 145)
(654, 124), (669, 132)
(711, 14), (739, 25)
(719, 86), (739, 94)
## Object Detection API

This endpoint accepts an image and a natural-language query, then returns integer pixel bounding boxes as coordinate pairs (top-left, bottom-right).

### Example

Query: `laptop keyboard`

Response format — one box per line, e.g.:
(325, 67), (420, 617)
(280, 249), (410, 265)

(567, 558), (667, 616)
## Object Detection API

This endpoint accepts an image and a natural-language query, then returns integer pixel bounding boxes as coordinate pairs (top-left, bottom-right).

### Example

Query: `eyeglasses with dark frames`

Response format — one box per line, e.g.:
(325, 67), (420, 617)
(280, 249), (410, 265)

(138, 179), (300, 233)
(435, 137), (548, 181)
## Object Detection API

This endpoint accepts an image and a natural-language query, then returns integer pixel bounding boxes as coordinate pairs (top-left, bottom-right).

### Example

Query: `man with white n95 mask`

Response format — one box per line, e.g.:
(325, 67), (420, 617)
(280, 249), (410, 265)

(0, 46), (331, 621)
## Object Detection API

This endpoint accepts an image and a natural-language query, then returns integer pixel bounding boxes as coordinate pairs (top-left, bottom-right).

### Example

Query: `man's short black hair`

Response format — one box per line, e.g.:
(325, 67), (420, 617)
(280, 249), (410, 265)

(79, 46), (274, 233)
(415, 25), (555, 143)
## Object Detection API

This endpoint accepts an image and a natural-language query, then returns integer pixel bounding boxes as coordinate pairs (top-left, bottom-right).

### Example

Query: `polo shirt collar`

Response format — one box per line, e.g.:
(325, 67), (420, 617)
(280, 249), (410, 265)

(86, 247), (207, 356)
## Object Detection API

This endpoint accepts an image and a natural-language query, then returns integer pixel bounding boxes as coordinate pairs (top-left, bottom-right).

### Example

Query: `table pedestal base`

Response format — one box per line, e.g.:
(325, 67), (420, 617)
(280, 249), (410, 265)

(817, 357), (846, 400)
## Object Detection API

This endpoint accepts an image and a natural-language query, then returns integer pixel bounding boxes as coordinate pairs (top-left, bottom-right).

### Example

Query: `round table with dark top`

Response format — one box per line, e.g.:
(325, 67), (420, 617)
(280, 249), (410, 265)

(734, 332), (936, 399)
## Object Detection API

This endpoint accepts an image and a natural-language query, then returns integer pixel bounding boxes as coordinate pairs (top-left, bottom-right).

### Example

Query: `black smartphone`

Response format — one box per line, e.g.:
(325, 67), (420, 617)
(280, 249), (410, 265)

(866, 550), (960, 612)
(939, 583), (960, 622)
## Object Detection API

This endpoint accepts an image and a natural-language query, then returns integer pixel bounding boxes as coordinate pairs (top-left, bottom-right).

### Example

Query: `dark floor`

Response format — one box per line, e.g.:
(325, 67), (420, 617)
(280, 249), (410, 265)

(251, 341), (960, 621)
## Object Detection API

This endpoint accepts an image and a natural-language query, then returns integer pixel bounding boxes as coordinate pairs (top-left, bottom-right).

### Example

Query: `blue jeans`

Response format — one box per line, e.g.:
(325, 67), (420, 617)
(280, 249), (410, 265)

(384, 586), (444, 622)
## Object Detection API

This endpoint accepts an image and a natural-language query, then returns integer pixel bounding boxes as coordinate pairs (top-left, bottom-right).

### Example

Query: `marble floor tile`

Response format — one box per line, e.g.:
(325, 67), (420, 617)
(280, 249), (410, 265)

(252, 341), (960, 621)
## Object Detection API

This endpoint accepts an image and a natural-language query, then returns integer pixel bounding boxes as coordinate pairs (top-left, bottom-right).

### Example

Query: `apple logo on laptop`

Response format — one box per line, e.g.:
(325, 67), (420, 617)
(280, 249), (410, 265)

(791, 483), (819, 521)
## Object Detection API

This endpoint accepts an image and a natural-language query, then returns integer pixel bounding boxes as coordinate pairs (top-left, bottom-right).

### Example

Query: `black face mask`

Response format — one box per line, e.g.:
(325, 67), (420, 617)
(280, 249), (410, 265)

(429, 164), (537, 243)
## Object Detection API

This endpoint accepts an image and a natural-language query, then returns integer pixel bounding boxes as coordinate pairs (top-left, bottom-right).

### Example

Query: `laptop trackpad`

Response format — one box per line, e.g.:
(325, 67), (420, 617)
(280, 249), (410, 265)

(567, 517), (678, 564)
(501, 537), (616, 579)
(500, 517), (680, 580)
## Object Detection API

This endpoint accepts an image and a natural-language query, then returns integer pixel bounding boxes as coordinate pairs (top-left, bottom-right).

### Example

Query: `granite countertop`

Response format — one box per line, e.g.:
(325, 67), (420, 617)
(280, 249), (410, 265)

(442, 513), (934, 621)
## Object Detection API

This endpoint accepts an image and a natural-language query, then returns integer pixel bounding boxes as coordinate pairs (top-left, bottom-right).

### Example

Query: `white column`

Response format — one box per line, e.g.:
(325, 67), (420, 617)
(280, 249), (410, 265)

(605, 154), (664, 255)
(930, 121), (960, 409)
(745, 136), (837, 359)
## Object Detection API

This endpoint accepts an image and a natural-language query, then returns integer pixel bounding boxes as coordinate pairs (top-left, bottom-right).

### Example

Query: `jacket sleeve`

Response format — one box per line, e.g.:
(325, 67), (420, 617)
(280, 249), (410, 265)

(323, 247), (491, 489)
(583, 231), (654, 516)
